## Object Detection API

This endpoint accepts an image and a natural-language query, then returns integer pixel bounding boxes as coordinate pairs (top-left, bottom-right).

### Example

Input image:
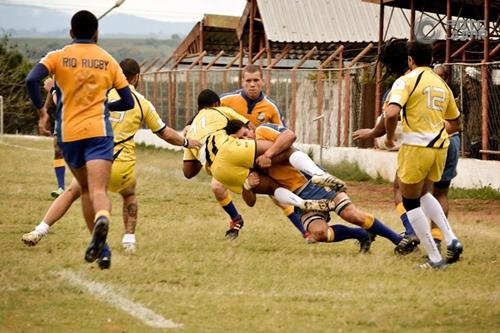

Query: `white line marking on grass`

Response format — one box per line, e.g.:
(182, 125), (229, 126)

(0, 142), (52, 152)
(55, 269), (183, 329)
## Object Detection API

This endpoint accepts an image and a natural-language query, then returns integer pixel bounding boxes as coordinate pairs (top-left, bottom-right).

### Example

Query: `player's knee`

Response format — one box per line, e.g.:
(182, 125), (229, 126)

(402, 197), (421, 211)
(308, 221), (328, 241)
(126, 202), (138, 218)
(211, 181), (227, 198)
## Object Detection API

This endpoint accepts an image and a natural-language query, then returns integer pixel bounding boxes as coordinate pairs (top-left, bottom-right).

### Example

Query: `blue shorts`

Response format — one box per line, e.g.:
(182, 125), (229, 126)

(439, 134), (460, 182)
(296, 181), (338, 201)
(59, 136), (114, 169)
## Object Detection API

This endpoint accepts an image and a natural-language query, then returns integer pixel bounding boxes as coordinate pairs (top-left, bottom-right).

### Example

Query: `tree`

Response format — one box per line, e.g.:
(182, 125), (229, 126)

(0, 35), (37, 134)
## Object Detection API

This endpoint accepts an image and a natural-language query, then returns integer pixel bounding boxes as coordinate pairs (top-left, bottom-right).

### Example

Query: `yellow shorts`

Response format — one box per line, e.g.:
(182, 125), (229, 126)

(108, 160), (136, 193)
(210, 137), (256, 194)
(397, 145), (448, 184)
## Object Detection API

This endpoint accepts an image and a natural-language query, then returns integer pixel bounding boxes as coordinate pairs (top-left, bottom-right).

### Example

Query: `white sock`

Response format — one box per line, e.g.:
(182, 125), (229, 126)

(35, 221), (50, 235)
(274, 187), (304, 208)
(122, 233), (136, 244)
(420, 193), (457, 246)
(289, 151), (324, 176)
(406, 207), (442, 263)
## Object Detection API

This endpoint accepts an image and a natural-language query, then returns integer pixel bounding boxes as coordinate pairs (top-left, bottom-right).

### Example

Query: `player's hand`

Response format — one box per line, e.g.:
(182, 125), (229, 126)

(352, 128), (373, 141)
(43, 78), (54, 93)
(384, 138), (395, 150)
(244, 171), (260, 190)
(256, 154), (272, 169)
(186, 138), (202, 149)
(38, 108), (51, 136)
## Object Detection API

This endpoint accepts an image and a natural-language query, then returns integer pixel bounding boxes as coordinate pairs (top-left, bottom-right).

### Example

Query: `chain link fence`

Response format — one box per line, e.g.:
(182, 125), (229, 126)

(139, 61), (500, 160)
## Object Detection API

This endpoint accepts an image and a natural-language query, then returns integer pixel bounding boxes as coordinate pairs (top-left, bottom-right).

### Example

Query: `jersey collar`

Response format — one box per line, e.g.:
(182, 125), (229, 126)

(240, 90), (264, 114)
(72, 38), (96, 44)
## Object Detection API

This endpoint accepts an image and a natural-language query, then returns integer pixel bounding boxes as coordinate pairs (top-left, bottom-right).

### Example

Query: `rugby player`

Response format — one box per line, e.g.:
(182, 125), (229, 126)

(384, 41), (463, 269)
(23, 58), (199, 268)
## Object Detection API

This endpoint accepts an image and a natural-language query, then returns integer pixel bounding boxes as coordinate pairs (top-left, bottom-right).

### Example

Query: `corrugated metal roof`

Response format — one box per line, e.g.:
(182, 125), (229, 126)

(257, 0), (412, 43)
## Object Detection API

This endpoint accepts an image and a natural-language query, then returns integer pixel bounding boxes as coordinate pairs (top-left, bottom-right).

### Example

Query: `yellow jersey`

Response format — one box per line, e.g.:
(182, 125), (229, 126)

(40, 40), (129, 142)
(388, 67), (460, 148)
(220, 89), (284, 126)
(108, 85), (165, 162)
(255, 124), (307, 192)
(183, 106), (250, 165)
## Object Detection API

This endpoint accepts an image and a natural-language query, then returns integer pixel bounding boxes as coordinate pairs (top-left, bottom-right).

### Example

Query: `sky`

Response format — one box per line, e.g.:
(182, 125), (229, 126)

(0, 0), (247, 22)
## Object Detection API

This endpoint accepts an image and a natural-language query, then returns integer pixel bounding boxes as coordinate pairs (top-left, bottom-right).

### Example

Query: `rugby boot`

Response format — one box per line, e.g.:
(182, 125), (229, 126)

(85, 216), (109, 263)
(311, 173), (346, 192)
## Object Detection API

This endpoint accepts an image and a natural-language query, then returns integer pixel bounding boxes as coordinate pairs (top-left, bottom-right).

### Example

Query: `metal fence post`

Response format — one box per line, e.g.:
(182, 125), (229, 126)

(312, 114), (324, 165)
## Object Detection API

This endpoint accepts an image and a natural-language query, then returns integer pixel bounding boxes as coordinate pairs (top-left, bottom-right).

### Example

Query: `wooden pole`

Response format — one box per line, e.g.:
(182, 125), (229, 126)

(481, 0), (490, 160)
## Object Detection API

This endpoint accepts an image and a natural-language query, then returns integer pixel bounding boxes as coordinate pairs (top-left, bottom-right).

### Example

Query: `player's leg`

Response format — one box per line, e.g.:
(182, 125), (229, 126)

(397, 145), (445, 268)
(22, 178), (82, 246)
(271, 198), (313, 242)
(51, 136), (66, 198)
(332, 192), (418, 253)
(303, 212), (374, 253)
(393, 174), (416, 237)
(120, 181), (138, 254)
(211, 178), (244, 239)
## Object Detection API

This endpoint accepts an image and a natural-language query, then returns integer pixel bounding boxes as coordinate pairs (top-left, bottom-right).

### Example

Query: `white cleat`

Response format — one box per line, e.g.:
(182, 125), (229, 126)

(312, 173), (346, 192)
(122, 242), (136, 255)
(22, 230), (45, 246)
(299, 199), (332, 212)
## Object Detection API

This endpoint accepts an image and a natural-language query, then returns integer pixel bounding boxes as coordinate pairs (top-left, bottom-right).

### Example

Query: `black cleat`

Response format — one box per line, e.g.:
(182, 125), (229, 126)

(445, 239), (463, 264)
(225, 215), (244, 240)
(85, 216), (109, 263)
(394, 234), (420, 255)
(359, 232), (376, 254)
(97, 244), (112, 269)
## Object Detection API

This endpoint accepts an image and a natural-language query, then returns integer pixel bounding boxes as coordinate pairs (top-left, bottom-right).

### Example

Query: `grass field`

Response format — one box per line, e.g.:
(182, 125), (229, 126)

(1, 135), (499, 333)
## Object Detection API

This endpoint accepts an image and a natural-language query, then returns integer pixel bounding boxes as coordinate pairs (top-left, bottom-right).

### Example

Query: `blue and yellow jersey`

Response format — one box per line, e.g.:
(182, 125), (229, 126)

(183, 106), (250, 165)
(388, 67), (460, 148)
(255, 123), (307, 192)
(40, 39), (129, 142)
(108, 85), (165, 162)
(220, 89), (285, 126)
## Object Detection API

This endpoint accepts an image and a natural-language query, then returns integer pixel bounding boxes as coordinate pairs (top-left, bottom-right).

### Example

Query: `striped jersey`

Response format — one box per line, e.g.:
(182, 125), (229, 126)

(388, 67), (460, 148)
(183, 106), (250, 164)
(108, 85), (165, 162)
(220, 89), (285, 126)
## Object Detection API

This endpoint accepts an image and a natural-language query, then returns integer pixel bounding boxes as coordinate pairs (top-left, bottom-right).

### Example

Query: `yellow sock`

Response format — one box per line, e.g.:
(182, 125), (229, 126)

(361, 213), (375, 229)
(431, 227), (443, 241)
(94, 210), (110, 221)
(282, 206), (294, 216)
(327, 227), (335, 242)
(395, 202), (406, 216)
(53, 158), (65, 168)
(217, 194), (232, 207)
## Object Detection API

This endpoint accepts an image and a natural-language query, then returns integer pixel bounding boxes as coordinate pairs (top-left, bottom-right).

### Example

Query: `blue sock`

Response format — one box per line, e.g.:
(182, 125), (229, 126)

(55, 166), (65, 189)
(222, 202), (240, 220)
(400, 213), (415, 236)
(332, 224), (370, 242)
(287, 212), (306, 235)
(366, 218), (402, 245)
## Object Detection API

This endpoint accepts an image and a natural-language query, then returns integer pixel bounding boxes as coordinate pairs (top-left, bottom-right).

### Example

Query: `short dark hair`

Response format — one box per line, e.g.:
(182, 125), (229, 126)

(242, 64), (262, 77)
(225, 119), (246, 135)
(71, 10), (98, 39)
(379, 38), (408, 78)
(120, 58), (140, 81)
(197, 89), (220, 110)
(407, 41), (433, 67)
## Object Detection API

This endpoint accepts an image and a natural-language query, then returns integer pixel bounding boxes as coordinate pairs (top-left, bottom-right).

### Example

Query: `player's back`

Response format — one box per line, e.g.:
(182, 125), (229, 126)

(41, 41), (128, 142)
(390, 67), (459, 148)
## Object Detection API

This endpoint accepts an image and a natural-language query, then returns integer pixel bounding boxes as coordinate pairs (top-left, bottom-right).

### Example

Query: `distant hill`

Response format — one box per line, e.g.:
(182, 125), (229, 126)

(0, 4), (194, 38)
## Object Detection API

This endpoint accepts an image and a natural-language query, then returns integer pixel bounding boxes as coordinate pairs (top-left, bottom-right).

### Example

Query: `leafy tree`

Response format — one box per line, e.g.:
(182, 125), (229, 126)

(0, 35), (37, 134)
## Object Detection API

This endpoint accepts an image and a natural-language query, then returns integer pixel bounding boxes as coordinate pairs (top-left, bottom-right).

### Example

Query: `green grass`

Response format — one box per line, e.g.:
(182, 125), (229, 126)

(449, 186), (500, 200)
(0, 136), (499, 333)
